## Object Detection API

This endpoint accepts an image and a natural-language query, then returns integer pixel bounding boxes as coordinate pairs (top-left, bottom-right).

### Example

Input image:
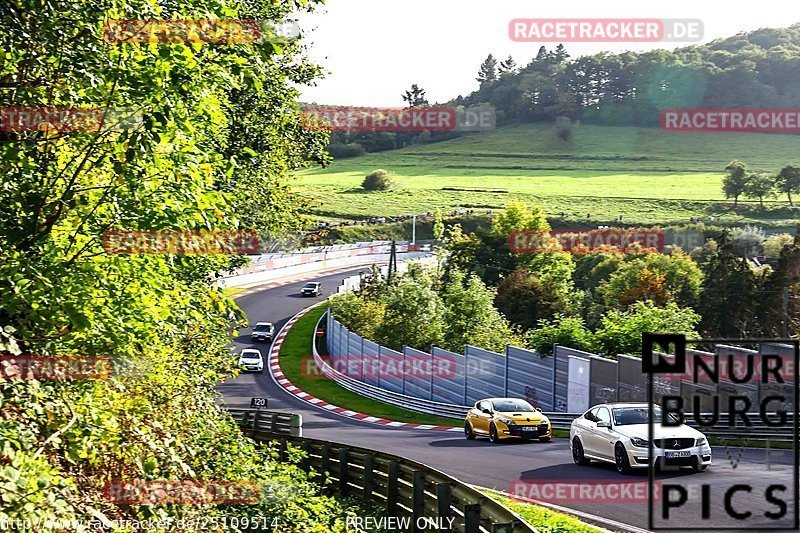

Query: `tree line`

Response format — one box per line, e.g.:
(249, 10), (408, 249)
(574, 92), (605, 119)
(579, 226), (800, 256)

(723, 160), (800, 206)
(461, 24), (800, 126)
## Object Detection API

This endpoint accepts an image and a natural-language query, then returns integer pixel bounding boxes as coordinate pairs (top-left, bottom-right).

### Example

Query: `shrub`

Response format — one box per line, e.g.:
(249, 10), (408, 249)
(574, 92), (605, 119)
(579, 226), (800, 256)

(528, 315), (594, 356)
(554, 116), (573, 142)
(593, 301), (700, 357)
(730, 224), (766, 258)
(361, 169), (394, 191)
(764, 233), (795, 258)
(327, 143), (366, 159)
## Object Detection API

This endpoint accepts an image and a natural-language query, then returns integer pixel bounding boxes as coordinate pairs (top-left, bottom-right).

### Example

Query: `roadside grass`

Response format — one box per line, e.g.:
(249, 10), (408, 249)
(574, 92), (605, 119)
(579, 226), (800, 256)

(482, 490), (607, 533)
(221, 286), (244, 298)
(278, 305), (463, 427)
(298, 124), (800, 227)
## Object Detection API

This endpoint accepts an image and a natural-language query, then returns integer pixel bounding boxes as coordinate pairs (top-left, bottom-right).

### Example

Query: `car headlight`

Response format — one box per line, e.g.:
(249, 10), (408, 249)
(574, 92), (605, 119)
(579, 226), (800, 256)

(497, 417), (516, 426)
(540, 417), (549, 425)
(696, 437), (707, 446)
(630, 437), (650, 448)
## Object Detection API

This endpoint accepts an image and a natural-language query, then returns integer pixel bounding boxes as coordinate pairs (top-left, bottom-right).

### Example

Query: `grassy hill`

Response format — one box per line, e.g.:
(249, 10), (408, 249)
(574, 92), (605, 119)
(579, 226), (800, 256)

(297, 123), (800, 227)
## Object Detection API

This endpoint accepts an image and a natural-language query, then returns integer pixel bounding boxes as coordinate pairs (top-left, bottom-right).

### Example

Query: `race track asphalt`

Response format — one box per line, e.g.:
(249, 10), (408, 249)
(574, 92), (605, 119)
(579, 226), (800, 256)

(218, 268), (796, 532)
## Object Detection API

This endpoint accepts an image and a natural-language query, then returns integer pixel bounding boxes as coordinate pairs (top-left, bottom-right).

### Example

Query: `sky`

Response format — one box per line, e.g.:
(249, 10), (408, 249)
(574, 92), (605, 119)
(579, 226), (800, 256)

(296, 0), (800, 107)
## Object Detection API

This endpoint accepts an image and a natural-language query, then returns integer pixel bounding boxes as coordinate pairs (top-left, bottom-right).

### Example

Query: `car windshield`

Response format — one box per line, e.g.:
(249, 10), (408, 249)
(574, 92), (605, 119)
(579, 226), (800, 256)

(613, 406), (678, 426)
(253, 324), (271, 331)
(241, 352), (260, 360)
(304, 283), (317, 288)
(492, 399), (535, 412)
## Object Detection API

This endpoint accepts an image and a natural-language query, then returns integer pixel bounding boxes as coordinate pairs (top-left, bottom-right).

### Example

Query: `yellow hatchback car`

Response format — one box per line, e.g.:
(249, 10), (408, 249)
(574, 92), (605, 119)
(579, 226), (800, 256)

(465, 398), (552, 443)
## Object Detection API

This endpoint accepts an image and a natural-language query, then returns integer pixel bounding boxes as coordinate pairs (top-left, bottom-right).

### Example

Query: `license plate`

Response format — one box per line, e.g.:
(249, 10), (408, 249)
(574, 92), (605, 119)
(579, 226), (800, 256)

(666, 451), (691, 458)
(522, 426), (536, 431)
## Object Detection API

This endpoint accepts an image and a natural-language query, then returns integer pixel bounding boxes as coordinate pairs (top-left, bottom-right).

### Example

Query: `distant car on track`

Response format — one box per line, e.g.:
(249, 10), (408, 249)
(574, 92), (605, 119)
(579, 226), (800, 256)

(570, 402), (712, 474)
(300, 282), (322, 297)
(464, 398), (552, 443)
(250, 322), (274, 342)
(238, 348), (264, 373)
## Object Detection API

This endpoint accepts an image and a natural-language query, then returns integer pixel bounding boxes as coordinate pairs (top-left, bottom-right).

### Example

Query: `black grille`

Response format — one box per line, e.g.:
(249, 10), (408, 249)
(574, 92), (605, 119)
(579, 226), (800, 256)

(654, 438), (695, 450)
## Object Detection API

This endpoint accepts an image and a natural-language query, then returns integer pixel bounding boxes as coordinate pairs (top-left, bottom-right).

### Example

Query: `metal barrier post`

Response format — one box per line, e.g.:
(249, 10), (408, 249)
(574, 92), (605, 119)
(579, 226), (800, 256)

(412, 470), (425, 533)
(387, 460), (400, 516)
(278, 439), (287, 462)
(339, 448), (349, 495)
(464, 503), (481, 533)
(436, 483), (452, 533)
(321, 444), (331, 477)
(363, 454), (374, 499)
(270, 413), (278, 433)
(301, 441), (312, 472)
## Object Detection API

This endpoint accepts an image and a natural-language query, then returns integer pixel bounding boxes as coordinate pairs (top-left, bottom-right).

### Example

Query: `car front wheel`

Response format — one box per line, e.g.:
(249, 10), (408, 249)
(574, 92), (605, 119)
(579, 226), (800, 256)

(572, 437), (590, 465)
(489, 423), (500, 443)
(464, 422), (476, 440)
(615, 443), (632, 474)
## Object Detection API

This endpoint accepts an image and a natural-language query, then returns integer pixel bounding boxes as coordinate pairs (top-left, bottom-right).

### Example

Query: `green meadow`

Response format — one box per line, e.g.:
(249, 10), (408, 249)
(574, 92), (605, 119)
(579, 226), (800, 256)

(297, 123), (800, 227)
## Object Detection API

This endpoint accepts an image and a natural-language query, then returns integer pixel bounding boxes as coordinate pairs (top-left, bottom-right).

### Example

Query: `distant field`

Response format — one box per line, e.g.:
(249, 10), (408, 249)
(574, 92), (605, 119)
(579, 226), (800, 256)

(297, 123), (800, 227)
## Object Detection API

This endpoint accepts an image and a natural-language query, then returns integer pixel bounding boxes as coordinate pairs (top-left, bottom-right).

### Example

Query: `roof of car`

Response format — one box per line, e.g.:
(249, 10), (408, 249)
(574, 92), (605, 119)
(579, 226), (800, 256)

(305, 281), (320, 285)
(479, 397), (531, 402)
(255, 322), (273, 326)
(593, 402), (650, 409)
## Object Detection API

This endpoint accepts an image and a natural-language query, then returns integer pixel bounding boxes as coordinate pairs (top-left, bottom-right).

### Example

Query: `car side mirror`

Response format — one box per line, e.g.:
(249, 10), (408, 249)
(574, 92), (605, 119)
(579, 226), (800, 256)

(599, 421), (612, 429)
(481, 408), (492, 415)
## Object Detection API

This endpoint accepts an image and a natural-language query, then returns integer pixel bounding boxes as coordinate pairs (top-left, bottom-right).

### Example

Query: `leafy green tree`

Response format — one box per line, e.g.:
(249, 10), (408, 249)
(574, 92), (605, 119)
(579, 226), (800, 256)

(499, 55), (517, 75)
(402, 84), (429, 108)
(697, 232), (765, 337)
(743, 172), (775, 207)
(593, 301), (700, 357)
(440, 269), (521, 352)
(599, 252), (703, 309)
(528, 315), (594, 356)
(764, 233), (795, 258)
(759, 234), (800, 336)
(0, 0), (366, 528)
(330, 291), (386, 340)
(494, 266), (575, 329)
(477, 54), (498, 84)
(723, 160), (748, 206)
(491, 199), (550, 238)
(776, 165), (800, 206)
(374, 269), (445, 351)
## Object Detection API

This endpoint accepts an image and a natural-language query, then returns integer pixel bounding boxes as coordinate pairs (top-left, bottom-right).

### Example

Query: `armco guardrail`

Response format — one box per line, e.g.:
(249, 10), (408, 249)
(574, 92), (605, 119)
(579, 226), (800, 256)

(238, 430), (537, 533)
(227, 408), (303, 437)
